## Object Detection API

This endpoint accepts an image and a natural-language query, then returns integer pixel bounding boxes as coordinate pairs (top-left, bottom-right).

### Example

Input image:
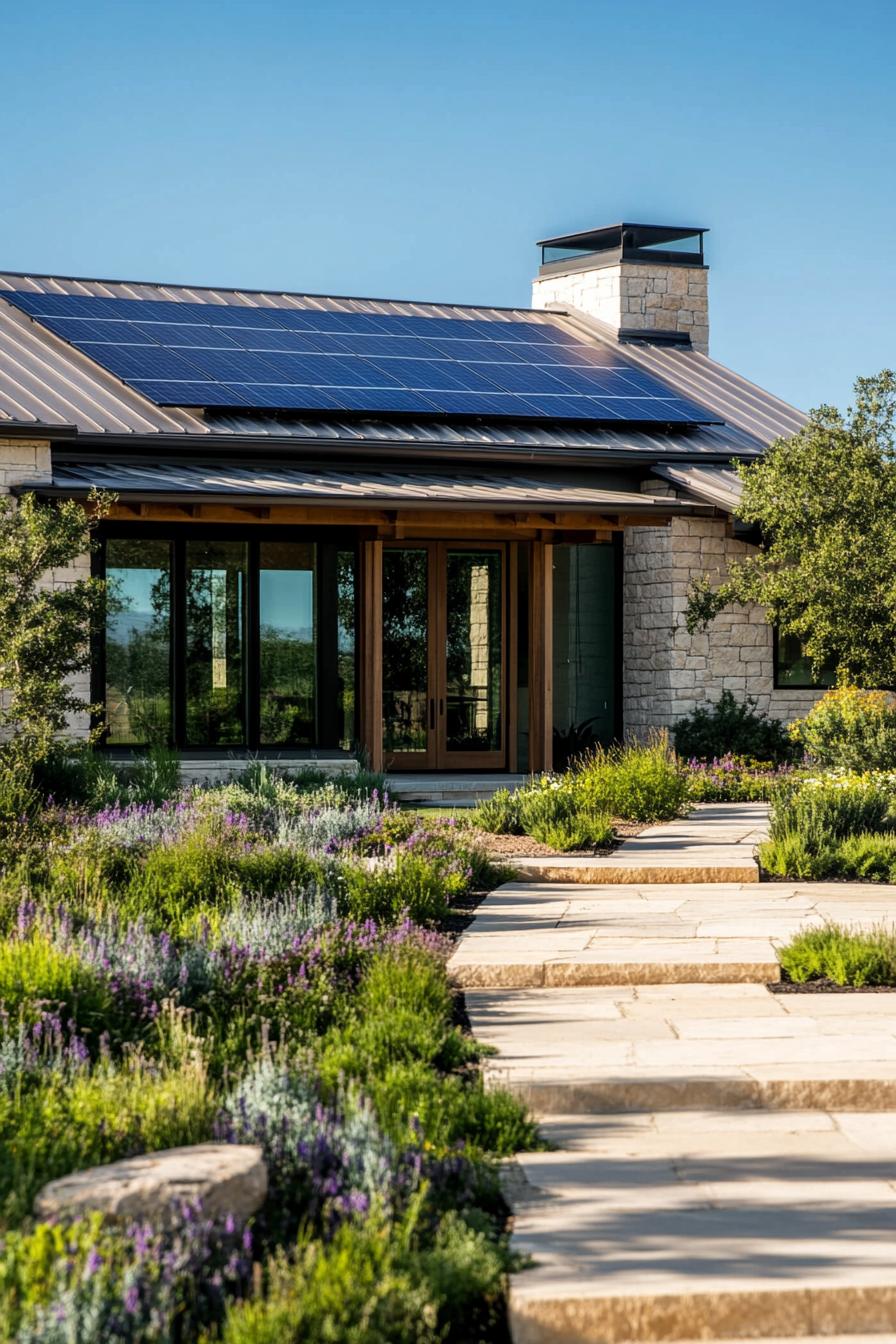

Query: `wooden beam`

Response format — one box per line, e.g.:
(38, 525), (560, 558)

(529, 538), (553, 774)
(359, 539), (384, 773)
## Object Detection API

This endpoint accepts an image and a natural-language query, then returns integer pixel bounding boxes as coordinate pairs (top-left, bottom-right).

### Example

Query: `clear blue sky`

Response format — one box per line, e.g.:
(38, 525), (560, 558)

(4, 0), (894, 413)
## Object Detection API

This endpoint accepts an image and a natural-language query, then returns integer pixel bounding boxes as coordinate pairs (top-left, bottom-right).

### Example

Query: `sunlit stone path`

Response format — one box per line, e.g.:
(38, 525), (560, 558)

(449, 804), (896, 1343)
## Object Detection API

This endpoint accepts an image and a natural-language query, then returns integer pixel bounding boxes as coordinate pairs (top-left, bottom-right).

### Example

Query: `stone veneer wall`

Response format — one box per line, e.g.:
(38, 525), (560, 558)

(532, 262), (709, 354)
(0, 439), (92, 741)
(622, 491), (825, 735)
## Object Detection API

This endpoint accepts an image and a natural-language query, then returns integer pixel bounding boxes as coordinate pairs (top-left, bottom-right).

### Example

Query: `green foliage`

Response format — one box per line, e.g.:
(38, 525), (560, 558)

(685, 370), (896, 688)
(340, 852), (453, 925)
(0, 1056), (215, 1226)
(578, 735), (688, 822)
(516, 782), (613, 850)
(472, 787), (523, 835)
(216, 1195), (508, 1344)
(789, 685), (896, 770)
(684, 755), (800, 802)
(672, 690), (794, 764)
(32, 743), (182, 809)
(779, 922), (896, 986)
(759, 770), (896, 880)
(0, 490), (113, 771)
(0, 933), (113, 1031)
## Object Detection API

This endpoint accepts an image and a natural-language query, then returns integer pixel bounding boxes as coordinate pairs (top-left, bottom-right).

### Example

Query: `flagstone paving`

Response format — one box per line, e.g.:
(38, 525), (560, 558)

(510, 802), (769, 884)
(449, 879), (896, 987)
(455, 803), (896, 1342)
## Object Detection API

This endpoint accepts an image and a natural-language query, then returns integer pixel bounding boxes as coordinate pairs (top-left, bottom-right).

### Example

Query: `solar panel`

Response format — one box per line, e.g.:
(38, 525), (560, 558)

(0, 289), (722, 424)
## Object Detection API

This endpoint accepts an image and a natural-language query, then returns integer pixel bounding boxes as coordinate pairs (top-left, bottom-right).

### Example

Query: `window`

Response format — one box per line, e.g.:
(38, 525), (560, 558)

(775, 631), (837, 689)
(552, 542), (619, 765)
(100, 531), (357, 751)
(104, 539), (172, 745)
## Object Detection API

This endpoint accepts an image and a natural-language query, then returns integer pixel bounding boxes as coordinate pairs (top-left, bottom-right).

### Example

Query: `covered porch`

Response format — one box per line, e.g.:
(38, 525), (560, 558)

(36, 459), (713, 774)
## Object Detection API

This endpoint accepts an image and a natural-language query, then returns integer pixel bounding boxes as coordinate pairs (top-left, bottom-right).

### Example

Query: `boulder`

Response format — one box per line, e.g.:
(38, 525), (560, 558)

(34, 1143), (267, 1225)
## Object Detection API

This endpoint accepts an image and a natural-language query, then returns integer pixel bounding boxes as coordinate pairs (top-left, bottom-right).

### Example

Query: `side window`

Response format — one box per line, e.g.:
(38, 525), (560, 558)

(775, 631), (836, 689)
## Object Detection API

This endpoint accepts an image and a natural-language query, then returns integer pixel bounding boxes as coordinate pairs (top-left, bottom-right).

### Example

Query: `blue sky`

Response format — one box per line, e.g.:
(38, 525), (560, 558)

(3, 0), (894, 412)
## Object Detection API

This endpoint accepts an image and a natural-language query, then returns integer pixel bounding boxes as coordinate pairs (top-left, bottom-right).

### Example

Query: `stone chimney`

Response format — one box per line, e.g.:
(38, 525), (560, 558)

(531, 222), (709, 355)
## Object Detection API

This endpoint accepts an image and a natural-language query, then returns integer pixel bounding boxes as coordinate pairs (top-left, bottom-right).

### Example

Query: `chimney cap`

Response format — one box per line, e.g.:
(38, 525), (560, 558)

(537, 222), (708, 272)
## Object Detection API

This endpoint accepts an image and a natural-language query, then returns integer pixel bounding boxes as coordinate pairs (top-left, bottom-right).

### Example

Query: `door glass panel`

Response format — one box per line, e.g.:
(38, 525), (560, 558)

(383, 549), (428, 754)
(445, 550), (502, 753)
(552, 543), (616, 767)
(259, 542), (316, 747)
(105, 539), (171, 745)
(336, 549), (356, 751)
(185, 540), (247, 746)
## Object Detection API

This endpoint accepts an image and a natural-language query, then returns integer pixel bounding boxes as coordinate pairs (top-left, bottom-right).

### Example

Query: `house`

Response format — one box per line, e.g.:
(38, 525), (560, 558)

(0, 221), (827, 775)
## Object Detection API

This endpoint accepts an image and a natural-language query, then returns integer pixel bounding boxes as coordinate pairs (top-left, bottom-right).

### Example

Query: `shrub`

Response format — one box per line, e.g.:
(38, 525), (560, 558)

(768, 774), (896, 843)
(778, 922), (896, 986)
(684, 754), (799, 802)
(790, 685), (896, 770)
(472, 788), (523, 835)
(0, 934), (114, 1034)
(579, 735), (688, 822)
(340, 851), (455, 925)
(0, 1211), (253, 1344)
(517, 781), (612, 850)
(217, 1197), (508, 1344)
(0, 1055), (216, 1225)
(672, 690), (795, 764)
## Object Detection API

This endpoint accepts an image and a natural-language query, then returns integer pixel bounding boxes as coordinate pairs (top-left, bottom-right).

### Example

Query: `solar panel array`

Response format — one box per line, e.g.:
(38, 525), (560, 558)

(2, 290), (720, 424)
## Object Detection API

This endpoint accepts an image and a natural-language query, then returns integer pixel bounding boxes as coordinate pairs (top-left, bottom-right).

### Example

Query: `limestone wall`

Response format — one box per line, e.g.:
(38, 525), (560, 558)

(622, 503), (824, 736)
(0, 439), (91, 741)
(532, 263), (709, 354)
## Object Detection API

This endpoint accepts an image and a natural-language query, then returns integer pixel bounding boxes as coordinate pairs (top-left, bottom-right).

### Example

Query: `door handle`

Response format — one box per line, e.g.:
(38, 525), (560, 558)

(429, 697), (435, 730)
(439, 698), (444, 717)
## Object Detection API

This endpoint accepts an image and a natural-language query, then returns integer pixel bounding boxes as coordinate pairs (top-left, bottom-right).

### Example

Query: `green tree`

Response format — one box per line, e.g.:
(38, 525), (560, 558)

(686, 371), (896, 687)
(0, 489), (112, 767)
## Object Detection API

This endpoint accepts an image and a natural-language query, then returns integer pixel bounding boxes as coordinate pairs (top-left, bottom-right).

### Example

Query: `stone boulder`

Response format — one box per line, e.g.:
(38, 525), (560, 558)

(34, 1144), (267, 1225)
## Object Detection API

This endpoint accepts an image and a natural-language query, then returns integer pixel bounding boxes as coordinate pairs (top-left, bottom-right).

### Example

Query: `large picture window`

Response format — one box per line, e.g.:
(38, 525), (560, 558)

(100, 530), (357, 752)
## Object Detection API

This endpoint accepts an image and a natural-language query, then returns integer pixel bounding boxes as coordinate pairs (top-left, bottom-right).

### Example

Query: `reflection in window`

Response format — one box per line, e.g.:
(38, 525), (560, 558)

(185, 541), (247, 747)
(259, 542), (316, 746)
(383, 549), (429, 753)
(776, 632), (837, 689)
(105, 539), (171, 745)
(445, 550), (502, 753)
(553, 544), (616, 767)
(336, 550), (356, 751)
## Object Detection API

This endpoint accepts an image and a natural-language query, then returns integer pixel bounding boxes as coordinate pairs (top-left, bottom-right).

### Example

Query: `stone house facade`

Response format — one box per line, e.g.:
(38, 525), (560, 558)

(0, 221), (825, 770)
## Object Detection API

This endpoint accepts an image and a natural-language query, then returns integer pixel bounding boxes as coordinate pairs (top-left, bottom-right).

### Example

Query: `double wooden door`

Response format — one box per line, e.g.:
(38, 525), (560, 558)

(382, 542), (505, 769)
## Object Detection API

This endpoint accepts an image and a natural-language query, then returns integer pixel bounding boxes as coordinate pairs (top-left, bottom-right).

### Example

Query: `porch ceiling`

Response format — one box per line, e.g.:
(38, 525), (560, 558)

(20, 459), (715, 515)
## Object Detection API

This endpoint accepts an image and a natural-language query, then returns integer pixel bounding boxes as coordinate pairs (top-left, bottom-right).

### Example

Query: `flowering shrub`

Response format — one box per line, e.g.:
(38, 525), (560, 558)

(0, 1209), (253, 1343)
(790, 685), (896, 770)
(759, 769), (896, 880)
(684, 754), (800, 802)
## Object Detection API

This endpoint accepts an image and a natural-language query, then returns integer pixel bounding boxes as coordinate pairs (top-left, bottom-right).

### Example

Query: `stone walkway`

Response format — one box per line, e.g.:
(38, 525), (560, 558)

(449, 804), (896, 1343)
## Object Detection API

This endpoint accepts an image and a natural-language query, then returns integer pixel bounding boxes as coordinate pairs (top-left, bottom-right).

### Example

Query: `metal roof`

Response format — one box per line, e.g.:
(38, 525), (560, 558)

(652, 462), (744, 511)
(22, 459), (713, 513)
(0, 270), (804, 462)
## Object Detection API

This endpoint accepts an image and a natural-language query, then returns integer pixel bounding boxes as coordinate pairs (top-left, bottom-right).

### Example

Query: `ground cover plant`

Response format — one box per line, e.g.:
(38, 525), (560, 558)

(759, 770), (896, 881)
(0, 763), (536, 1343)
(473, 735), (688, 847)
(778, 922), (896, 987)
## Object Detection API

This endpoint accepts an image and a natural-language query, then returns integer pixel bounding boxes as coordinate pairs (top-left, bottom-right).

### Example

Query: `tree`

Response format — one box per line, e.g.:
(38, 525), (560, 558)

(686, 371), (896, 688)
(0, 489), (112, 767)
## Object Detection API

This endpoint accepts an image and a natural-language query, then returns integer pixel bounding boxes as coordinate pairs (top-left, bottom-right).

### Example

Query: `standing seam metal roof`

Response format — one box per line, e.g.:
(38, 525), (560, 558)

(0, 271), (805, 454)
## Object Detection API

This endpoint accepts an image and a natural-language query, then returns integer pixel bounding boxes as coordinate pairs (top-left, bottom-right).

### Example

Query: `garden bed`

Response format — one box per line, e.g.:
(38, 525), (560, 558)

(0, 765), (538, 1343)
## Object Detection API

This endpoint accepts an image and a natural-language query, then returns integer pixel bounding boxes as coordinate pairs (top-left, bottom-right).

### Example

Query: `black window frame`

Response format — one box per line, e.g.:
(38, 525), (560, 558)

(94, 523), (359, 754)
(772, 627), (837, 691)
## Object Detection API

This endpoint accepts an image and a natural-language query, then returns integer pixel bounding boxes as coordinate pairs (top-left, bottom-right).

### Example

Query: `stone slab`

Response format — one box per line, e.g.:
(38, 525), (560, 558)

(34, 1144), (267, 1224)
(467, 984), (896, 1112)
(507, 1110), (896, 1342)
(448, 878), (896, 989)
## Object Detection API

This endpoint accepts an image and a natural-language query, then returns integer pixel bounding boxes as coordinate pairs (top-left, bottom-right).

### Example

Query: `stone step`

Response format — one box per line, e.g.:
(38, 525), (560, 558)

(507, 1110), (896, 1343)
(511, 852), (761, 884)
(467, 984), (896, 1113)
(448, 879), (896, 990)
